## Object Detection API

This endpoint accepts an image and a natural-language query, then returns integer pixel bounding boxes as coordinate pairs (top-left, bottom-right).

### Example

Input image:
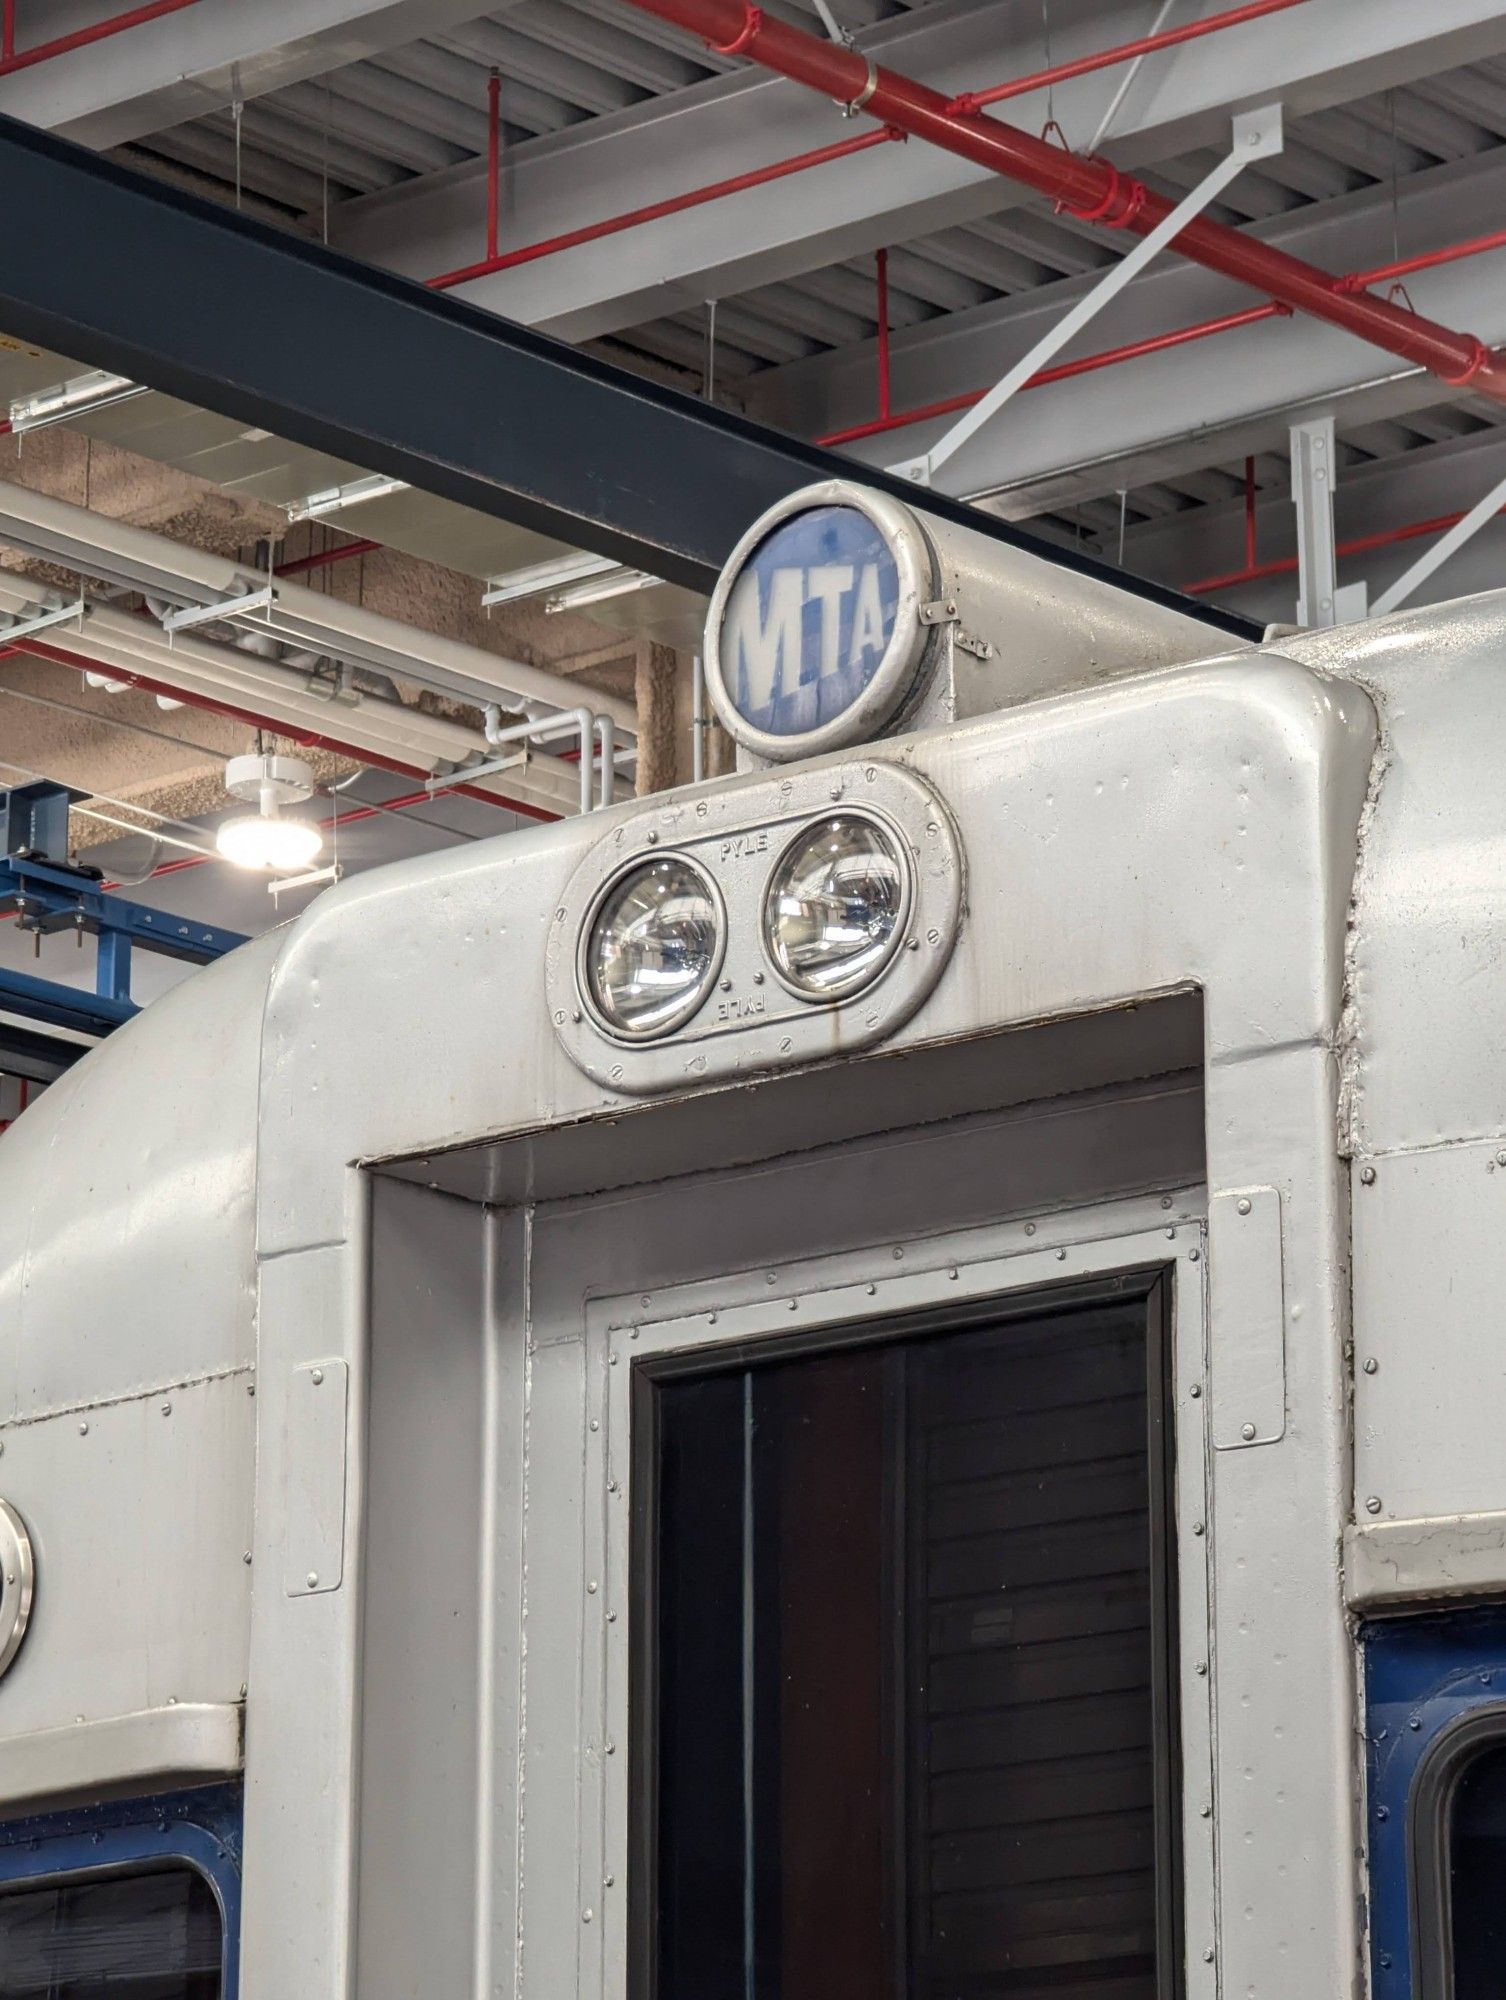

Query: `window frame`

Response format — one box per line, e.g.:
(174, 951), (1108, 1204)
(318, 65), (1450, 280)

(1410, 1702), (1506, 2000)
(0, 1788), (241, 1999)
(577, 1201), (1209, 2000)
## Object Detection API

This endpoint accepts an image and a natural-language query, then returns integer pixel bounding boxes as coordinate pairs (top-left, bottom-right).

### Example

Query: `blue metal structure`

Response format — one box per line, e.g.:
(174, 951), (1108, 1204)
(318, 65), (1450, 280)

(0, 783), (247, 1079)
(1365, 1606), (1506, 1996)
(0, 1784), (243, 1998)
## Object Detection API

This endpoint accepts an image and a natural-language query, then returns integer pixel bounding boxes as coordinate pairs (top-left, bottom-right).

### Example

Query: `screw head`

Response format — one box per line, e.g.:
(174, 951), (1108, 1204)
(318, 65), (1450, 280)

(1360, 1165), (1377, 1185)
(1189, 1383), (1202, 1399)
(161, 1401), (172, 1417)
(306, 1571), (319, 1588)
(1195, 1660), (1208, 1677)
(1241, 1422), (1257, 1441)
(1366, 1496), (1383, 1515)
(1237, 1197), (1252, 1216)
(1363, 1357), (1378, 1374)
(1193, 1521), (1206, 1537)
(78, 1421), (88, 1436)
(311, 1368), (324, 1386)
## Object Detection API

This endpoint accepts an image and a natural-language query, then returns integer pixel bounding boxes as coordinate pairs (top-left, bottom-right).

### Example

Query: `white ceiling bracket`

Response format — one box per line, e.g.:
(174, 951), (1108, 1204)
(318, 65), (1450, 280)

(161, 582), (275, 638)
(888, 102), (1285, 489)
(0, 594), (86, 643)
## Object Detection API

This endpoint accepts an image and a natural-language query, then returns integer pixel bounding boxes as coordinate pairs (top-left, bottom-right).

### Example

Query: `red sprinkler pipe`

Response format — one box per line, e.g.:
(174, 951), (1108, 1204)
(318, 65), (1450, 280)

(1185, 502), (1506, 597)
(621, 0), (1506, 404)
(957, 0), (1310, 112)
(818, 228), (1506, 448)
(0, 0), (202, 77)
(429, 126), (900, 289)
(275, 537), (379, 578)
(486, 69), (502, 264)
(1, 0), (12, 63)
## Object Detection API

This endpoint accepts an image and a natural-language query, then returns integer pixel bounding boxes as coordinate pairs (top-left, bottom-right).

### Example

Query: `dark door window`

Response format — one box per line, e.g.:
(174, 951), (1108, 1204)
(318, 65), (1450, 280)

(634, 1279), (1179, 2000)
(0, 1865), (221, 1998)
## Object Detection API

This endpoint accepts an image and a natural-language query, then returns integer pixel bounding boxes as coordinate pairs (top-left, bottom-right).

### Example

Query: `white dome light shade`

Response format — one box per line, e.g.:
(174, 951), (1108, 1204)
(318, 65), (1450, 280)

(215, 811), (324, 873)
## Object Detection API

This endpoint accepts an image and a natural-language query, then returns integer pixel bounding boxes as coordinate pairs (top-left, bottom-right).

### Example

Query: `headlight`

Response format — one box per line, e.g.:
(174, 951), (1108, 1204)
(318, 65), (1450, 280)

(763, 813), (908, 999)
(584, 855), (722, 1038)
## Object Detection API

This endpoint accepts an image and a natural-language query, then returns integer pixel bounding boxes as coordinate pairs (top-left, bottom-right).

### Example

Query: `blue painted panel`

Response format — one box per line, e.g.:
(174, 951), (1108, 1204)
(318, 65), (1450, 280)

(1364, 1607), (1506, 1995)
(0, 1783), (242, 1998)
(720, 505), (902, 737)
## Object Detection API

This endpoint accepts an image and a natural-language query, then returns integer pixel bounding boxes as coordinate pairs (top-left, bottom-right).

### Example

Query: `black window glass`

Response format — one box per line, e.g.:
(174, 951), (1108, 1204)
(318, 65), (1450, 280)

(1449, 1741), (1506, 1997)
(0, 1865), (221, 1998)
(638, 1291), (1176, 2000)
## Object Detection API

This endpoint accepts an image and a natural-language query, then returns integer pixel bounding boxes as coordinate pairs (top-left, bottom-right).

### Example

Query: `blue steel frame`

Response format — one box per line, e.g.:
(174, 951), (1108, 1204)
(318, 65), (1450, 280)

(1364, 1605), (1506, 1997)
(0, 849), (247, 1052)
(0, 1783), (242, 1997)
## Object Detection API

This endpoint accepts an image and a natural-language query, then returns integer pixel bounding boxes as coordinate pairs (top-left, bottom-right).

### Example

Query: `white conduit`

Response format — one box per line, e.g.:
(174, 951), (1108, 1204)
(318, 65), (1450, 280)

(0, 477), (639, 738)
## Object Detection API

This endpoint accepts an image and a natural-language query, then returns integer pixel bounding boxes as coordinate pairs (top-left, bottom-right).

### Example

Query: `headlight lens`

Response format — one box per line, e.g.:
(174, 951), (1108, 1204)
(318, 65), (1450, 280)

(764, 813), (908, 999)
(585, 856), (721, 1038)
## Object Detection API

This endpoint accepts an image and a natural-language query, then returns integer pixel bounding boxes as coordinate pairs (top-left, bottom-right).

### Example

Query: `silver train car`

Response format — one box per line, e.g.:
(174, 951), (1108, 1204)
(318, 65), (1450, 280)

(0, 475), (1500, 2000)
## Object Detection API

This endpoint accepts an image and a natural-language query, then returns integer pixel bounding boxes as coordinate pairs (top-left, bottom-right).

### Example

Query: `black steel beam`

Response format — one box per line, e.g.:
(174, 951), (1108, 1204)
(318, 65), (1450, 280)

(0, 113), (1255, 640)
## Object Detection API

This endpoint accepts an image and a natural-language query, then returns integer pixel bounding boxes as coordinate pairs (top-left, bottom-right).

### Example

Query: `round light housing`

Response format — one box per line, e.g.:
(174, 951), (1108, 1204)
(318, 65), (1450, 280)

(215, 811), (323, 873)
(763, 813), (908, 1000)
(585, 855), (722, 1039)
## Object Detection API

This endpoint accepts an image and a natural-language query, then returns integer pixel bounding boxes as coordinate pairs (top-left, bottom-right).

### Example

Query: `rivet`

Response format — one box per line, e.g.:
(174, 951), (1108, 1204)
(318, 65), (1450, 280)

(1241, 1423), (1256, 1441)
(1496, 1151), (1505, 1168)
(78, 1422), (88, 1436)
(604, 1875), (615, 1888)
(1189, 1384), (1202, 1399)
(606, 1610), (618, 1623)
(766, 1272), (778, 1285)
(947, 1266), (959, 1280)
(1165, 1226), (1177, 1239)
(1376, 1804), (1390, 1820)
(1056, 1248), (1067, 1261)
(243, 1551), (252, 1565)
(629, 1328), (639, 1340)
(1160, 1196), (1173, 1210)
(1187, 1247), (1200, 1262)
(306, 1572), (319, 1588)
(645, 831), (658, 845)
(607, 1480), (620, 1495)
(605, 1741), (616, 1755)
(1203, 1948), (1215, 1963)
(1237, 1198), (1251, 1216)
(1366, 1496), (1383, 1515)
(866, 1283), (877, 1296)
(1380, 1953), (1393, 1971)
(1024, 1222), (1036, 1236)
(1193, 1521), (1206, 1536)
(1409, 1716), (1422, 1731)
(609, 1353), (618, 1365)
(247, 1383), (256, 1397)
(829, 783), (843, 801)
(587, 1580), (599, 1594)
(589, 1418), (600, 1432)
(571, 1009), (582, 1024)
(892, 1246), (904, 1259)
(583, 1909), (594, 1924)
(311, 1367), (324, 1385)
(1360, 1165), (1377, 1185)
(641, 1295), (651, 1308)
(753, 971), (764, 985)
(1363, 1357), (1378, 1374)
(788, 1299), (798, 1311)
(1195, 1660), (1208, 1676)
(1200, 1804), (1212, 1819)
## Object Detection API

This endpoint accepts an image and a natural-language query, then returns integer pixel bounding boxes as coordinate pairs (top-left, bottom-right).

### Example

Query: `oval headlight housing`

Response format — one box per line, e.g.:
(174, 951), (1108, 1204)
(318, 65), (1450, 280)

(763, 813), (908, 1000)
(584, 855), (722, 1038)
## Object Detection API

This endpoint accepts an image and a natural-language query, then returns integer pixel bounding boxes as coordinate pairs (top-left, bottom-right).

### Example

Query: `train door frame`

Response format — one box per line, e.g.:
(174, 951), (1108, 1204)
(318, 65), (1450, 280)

(516, 1193), (1213, 2000)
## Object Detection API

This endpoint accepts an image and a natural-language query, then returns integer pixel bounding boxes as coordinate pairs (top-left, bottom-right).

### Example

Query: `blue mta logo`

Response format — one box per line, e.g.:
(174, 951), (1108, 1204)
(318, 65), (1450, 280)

(721, 505), (900, 738)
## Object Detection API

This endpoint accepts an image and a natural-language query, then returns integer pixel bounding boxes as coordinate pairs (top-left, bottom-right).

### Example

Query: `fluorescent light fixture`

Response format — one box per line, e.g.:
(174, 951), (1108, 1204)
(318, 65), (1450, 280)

(482, 551), (620, 608)
(546, 568), (660, 613)
(286, 473), (409, 522)
(8, 370), (148, 434)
